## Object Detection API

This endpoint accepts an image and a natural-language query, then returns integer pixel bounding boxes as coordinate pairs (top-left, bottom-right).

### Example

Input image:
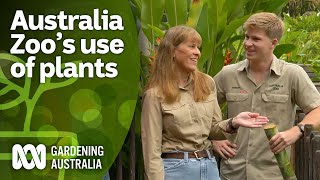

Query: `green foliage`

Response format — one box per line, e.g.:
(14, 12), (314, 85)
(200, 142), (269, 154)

(140, 0), (165, 46)
(285, 12), (320, 31)
(280, 13), (320, 80)
(126, 0), (291, 178)
(274, 44), (296, 58)
(280, 13), (320, 64)
(165, 0), (188, 26)
(131, 0), (290, 77)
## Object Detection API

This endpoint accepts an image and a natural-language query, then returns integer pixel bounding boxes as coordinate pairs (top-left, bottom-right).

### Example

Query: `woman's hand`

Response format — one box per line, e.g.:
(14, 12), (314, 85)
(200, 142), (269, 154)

(232, 112), (269, 128)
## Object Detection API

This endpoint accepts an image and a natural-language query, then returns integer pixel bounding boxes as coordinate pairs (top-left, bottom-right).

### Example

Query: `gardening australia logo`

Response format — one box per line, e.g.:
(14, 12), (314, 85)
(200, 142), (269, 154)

(12, 144), (46, 170)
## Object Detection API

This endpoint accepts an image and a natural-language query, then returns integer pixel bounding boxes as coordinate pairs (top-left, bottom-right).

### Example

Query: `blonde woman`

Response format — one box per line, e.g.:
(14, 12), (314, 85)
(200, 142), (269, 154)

(141, 25), (269, 180)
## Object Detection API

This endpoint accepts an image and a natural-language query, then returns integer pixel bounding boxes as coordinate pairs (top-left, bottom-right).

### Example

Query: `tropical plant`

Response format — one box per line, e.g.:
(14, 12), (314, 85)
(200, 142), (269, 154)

(131, 0), (289, 77)
(116, 0), (291, 179)
(280, 12), (320, 81)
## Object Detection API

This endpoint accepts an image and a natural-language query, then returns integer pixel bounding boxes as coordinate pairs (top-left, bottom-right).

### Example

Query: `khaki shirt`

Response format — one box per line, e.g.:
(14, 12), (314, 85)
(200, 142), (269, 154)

(214, 56), (320, 180)
(141, 75), (231, 180)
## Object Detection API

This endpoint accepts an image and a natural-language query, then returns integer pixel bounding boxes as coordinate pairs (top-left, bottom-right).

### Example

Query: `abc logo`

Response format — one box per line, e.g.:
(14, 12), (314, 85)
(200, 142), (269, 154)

(12, 144), (46, 170)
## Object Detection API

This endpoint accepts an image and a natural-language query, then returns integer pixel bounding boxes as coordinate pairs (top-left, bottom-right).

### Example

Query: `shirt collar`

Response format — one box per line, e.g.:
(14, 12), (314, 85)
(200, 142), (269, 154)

(237, 59), (248, 72)
(237, 55), (282, 76)
(179, 73), (193, 90)
(269, 55), (282, 76)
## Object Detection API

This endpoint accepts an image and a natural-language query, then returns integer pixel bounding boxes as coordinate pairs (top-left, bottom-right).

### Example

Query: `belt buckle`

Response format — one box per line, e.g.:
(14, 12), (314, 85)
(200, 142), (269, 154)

(193, 150), (203, 160)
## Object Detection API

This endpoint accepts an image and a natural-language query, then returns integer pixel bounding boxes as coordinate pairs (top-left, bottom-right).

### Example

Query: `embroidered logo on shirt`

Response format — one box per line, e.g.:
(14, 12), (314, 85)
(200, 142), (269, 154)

(269, 84), (283, 91)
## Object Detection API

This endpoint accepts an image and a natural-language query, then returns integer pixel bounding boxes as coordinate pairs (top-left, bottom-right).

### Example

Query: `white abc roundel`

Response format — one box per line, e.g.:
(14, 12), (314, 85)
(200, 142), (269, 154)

(12, 144), (46, 170)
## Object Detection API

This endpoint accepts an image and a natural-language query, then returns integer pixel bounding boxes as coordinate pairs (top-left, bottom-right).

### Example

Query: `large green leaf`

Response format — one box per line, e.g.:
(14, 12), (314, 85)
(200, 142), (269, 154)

(147, 25), (165, 38)
(209, 46), (224, 76)
(226, 0), (248, 21)
(164, 0), (188, 27)
(141, 0), (165, 43)
(207, 0), (227, 44)
(250, 0), (289, 14)
(186, 0), (206, 28)
(130, 0), (142, 12)
(217, 15), (250, 46)
(129, 0), (142, 21)
(196, 3), (213, 42)
(198, 41), (214, 72)
(274, 44), (296, 58)
(196, 3), (212, 70)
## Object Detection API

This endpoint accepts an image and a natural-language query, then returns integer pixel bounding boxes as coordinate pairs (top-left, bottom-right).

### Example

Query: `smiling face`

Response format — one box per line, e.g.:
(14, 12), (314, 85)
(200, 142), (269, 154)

(244, 27), (278, 62)
(152, 26), (202, 83)
(174, 37), (201, 74)
(243, 12), (284, 63)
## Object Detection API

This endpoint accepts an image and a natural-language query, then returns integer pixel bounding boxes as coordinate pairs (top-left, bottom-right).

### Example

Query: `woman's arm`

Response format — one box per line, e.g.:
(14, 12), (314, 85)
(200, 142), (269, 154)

(141, 89), (164, 180)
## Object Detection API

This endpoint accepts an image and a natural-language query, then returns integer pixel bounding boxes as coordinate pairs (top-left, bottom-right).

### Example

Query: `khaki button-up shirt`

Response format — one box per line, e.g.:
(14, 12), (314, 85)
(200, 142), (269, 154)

(141, 75), (231, 180)
(214, 56), (320, 180)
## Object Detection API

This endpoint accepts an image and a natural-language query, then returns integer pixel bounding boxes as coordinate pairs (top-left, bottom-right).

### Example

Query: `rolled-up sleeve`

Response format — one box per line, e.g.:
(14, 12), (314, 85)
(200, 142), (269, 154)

(292, 65), (320, 113)
(141, 89), (164, 180)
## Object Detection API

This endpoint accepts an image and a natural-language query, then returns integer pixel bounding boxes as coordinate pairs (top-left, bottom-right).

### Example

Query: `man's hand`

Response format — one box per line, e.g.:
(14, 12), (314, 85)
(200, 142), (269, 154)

(269, 126), (302, 154)
(212, 140), (237, 160)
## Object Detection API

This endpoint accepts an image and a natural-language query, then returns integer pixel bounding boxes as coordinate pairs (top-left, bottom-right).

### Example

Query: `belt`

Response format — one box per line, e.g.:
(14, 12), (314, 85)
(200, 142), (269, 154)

(161, 150), (213, 159)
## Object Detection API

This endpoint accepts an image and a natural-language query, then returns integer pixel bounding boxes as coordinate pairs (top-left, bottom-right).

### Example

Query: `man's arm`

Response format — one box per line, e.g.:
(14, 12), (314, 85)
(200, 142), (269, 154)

(270, 65), (320, 154)
(269, 106), (320, 154)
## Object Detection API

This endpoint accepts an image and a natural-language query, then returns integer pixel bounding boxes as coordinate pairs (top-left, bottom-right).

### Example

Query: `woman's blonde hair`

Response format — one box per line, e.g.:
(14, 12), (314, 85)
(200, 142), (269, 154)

(243, 12), (284, 41)
(146, 25), (212, 103)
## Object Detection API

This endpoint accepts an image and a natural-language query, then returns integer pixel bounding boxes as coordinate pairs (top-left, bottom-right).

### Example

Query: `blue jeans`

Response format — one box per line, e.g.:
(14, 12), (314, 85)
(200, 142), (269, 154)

(163, 151), (220, 180)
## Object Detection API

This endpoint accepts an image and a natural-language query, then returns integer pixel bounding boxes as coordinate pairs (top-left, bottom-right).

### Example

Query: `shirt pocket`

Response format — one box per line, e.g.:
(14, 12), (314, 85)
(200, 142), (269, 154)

(261, 93), (289, 123)
(201, 93), (217, 118)
(261, 93), (289, 103)
(161, 102), (191, 126)
(225, 93), (249, 117)
(195, 94), (218, 129)
(226, 93), (249, 102)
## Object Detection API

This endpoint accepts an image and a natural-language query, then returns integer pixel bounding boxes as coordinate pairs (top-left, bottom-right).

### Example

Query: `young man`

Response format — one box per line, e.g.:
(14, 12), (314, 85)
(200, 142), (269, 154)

(212, 12), (320, 180)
